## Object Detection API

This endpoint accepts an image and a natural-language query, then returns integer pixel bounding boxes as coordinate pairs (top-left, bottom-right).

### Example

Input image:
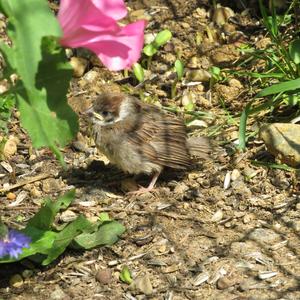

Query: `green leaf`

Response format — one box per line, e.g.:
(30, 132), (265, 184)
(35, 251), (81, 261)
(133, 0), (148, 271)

(143, 44), (157, 57)
(0, 0), (61, 89)
(132, 63), (144, 82)
(0, 0), (78, 162)
(27, 190), (75, 230)
(238, 102), (251, 151)
(119, 266), (133, 284)
(0, 228), (57, 263)
(154, 29), (172, 48)
(256, 78), (300, 97)
(99, 212), (111, 222)
(0, 94), (15, 133)
(42, 215), (93, 265)
(174, 59), (184, 80)
(0, 191), (125, 265)
(289, 39), (300, 64)
(0, 222), (8, 238)
(73, 220), (125, 249)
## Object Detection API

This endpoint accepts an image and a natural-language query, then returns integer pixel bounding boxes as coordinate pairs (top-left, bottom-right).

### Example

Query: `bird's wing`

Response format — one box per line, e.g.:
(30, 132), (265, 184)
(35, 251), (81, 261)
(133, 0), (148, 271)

(126, 102), (191, 169)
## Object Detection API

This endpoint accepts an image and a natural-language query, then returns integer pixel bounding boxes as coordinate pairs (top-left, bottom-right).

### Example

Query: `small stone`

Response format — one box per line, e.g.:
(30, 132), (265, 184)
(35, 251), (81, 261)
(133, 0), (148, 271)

(42, 178), (61, 193)
(181, 92), (195, 107)
(231, 169), (241, 181)
(213, 5), (235, 26)
(239, 279), (265, 291)
(211, 45), (240, 65)
(96, 268), (112, 285)
(243, 213), (255, 224)
(186, 69), (211, 82)
(60, 210), (77, 222)
(22, 269), (34, 279)
(162, 264), (180, 273)
(249, 228), (280, 244)
(242, 166), (258, 179)
(132, 273), (153, 295)
(82, 69), (99, 83)
(292, 220), (300, 231)
(211, 209), (223, 222)
(260, 123), (300, 167)
(9, 274), (23, 288)
(3, 136), (18, 158)
(144, 33), (156, 44)
(70, 57), (88, 77)
(217, 276), (235, 289)
(228, 78), (243, 89)
(174, 183), (189, 194)
(50, 285), (70, 300)
(7, 192), (16, 200)
(181, 22), (190, 29)
(29, 186), (42, 198)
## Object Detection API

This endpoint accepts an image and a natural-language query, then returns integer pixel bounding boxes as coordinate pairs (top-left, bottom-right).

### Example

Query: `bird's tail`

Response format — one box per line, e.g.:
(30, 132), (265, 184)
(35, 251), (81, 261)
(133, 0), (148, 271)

(187, 136), (212, 159)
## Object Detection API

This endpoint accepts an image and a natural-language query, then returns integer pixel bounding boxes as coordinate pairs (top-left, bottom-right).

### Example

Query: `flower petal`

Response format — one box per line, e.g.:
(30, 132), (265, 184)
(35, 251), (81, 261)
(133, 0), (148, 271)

(79, 20), (147, 71)
(58, 0), (146, 71)
(91, 0), (127, 20)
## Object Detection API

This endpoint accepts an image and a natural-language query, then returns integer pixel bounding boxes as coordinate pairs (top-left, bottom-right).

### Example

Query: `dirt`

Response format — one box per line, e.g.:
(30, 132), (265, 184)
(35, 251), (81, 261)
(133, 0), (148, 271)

(0, 1), (300, 300)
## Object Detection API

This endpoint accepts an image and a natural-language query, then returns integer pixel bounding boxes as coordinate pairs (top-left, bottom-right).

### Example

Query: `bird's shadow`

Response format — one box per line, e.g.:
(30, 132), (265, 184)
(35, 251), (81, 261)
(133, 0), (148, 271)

(61, 159), (198, 194)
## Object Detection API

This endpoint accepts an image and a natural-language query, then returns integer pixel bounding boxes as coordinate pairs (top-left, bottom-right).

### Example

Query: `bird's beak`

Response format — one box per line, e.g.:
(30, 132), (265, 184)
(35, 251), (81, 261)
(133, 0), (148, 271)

(83, 107), (104, 121)
(92, 112), (104, 121)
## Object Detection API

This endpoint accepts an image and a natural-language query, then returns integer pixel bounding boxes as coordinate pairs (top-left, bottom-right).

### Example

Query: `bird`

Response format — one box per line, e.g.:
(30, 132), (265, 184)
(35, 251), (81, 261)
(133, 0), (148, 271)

(84, 92), (211, 194)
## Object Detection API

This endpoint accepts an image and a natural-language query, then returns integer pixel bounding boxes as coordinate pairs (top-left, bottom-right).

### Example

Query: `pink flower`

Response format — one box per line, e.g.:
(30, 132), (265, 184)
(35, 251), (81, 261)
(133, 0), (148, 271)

(58, 0), (146, 71)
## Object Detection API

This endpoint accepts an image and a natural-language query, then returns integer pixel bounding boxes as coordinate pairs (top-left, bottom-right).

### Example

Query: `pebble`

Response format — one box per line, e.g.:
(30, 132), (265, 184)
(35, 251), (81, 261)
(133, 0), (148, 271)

(249, 228), (280, 244)
(217, 276), (236, 289)
(239, 278), (266, 291)
(292, 220), (300, 231)
(22, 269), (34, 279)
(82, 69), (99, 82)
(42, 178), (61, 193)
(213, 5), (235, 26)
(174, 183), (189, 194)
(50, 285), (70, 300)
(132, 273), (153, 295)
(9, 274), (23, 288)
(60, 210), (77, 222)
(29, 186), (42, 198)
(186, 69), (211, 82)
(3, 136), (18, 158)
(260, 123), (300, 167)
(96, 268), (112, 284)
(211, 209), (223, 222)
(231, 169), (241, 181)
(7, 192), (16, 200)
(243, 213), (255, 224)
(70, 57), (88, 78)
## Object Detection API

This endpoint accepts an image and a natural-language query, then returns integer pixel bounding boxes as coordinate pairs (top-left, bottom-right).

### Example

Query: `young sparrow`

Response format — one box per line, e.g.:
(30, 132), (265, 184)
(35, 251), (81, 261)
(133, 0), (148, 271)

(85, 93), (211, 194)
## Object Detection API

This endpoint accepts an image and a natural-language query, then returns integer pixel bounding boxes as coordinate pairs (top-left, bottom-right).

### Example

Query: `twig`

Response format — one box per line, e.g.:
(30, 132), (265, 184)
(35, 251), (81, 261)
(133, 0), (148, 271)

(0, 173), (53, 194)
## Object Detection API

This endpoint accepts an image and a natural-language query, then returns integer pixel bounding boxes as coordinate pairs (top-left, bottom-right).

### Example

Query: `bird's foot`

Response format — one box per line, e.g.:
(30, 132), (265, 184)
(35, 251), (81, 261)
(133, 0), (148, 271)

(127, 185), (156, 195)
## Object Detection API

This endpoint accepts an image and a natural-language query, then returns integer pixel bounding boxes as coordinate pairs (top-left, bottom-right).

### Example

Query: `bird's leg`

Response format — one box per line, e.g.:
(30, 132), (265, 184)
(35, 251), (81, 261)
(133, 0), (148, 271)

(128, 172), (160, 195)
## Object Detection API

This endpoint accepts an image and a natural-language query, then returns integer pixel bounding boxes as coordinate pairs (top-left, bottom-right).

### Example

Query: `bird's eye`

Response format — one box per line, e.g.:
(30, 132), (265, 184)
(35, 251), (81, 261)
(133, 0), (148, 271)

(102, 111), (109, 117)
